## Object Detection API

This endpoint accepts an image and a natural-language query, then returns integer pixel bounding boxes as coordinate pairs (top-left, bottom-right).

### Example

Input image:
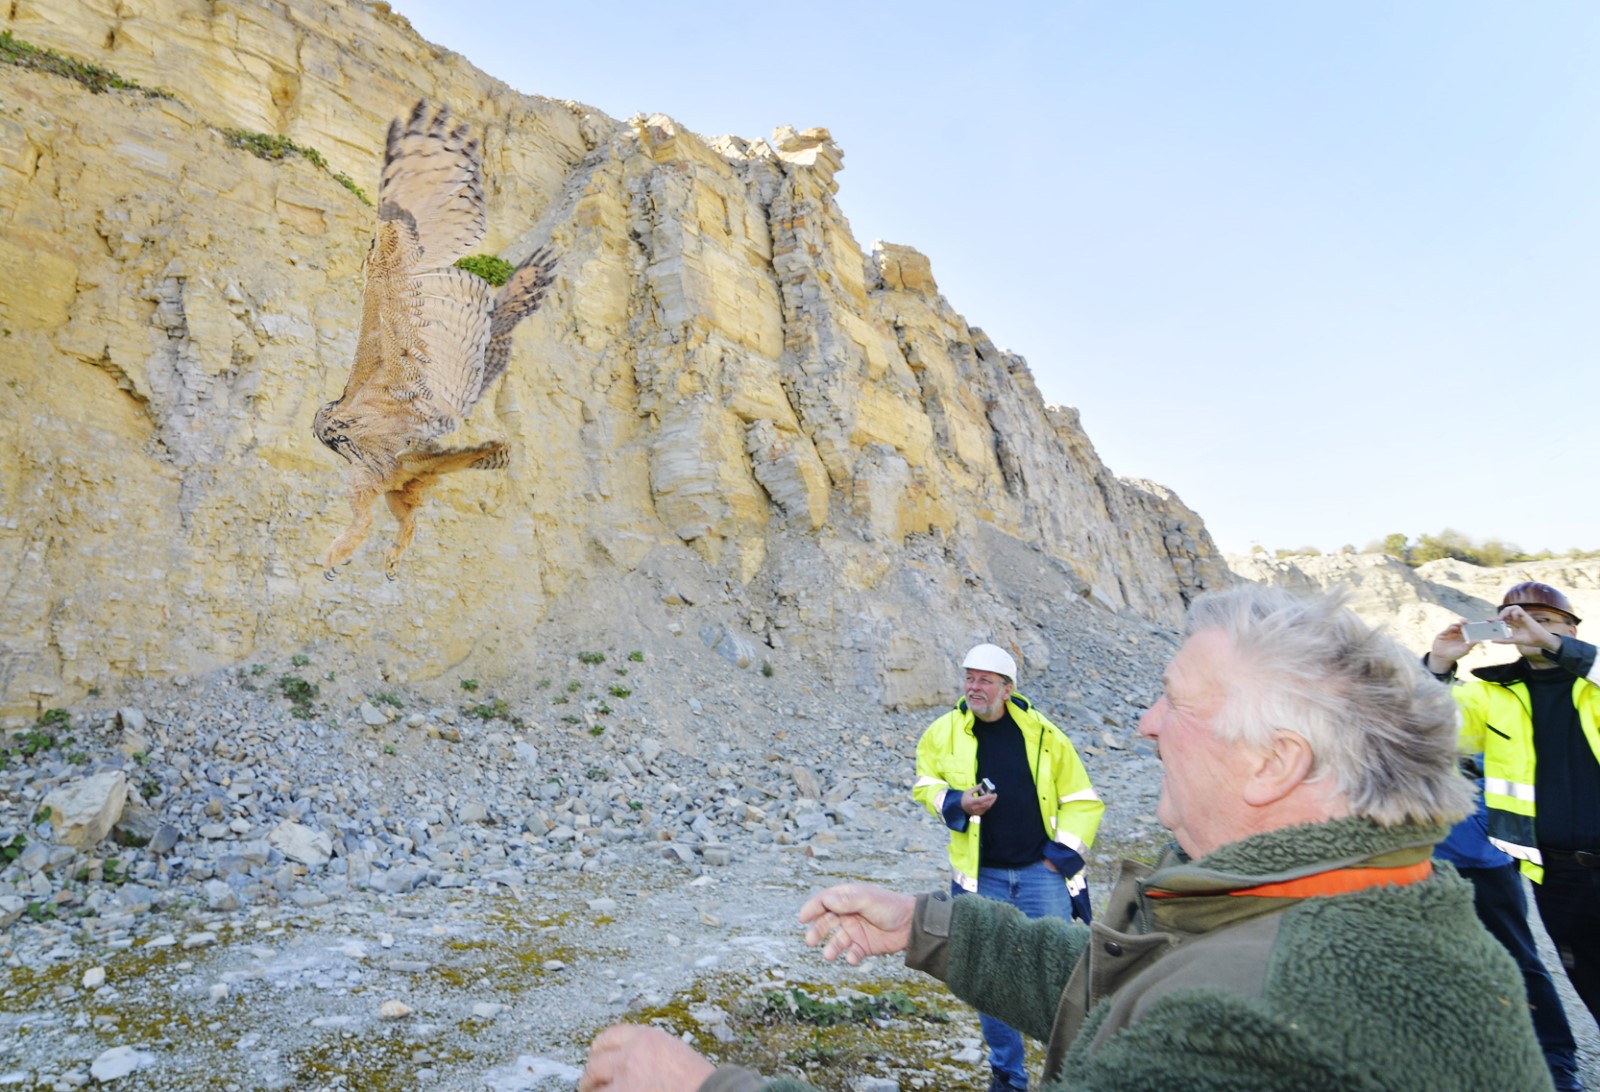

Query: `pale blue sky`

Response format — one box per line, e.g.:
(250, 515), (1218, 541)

(394, 1), (1599, 555)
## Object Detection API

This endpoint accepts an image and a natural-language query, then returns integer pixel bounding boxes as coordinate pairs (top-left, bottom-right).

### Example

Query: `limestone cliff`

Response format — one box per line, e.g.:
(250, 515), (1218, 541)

(0, 0), (1226, 717)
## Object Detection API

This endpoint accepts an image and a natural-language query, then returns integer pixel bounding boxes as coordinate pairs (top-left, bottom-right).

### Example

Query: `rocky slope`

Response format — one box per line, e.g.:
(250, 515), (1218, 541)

(0, 572), (1186, 1091)
(0, 0), (1227, 720)
(2, 568), (1595, 1090)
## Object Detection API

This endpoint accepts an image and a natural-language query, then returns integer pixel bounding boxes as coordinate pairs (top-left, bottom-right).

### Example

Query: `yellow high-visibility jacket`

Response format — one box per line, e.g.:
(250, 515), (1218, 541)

(913, 694), (1103, 893)
(1452, 641), (1600, 883)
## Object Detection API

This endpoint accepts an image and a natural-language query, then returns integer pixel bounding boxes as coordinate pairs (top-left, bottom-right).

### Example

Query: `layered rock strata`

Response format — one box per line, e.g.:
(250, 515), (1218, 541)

(0, 0), (1226, 716)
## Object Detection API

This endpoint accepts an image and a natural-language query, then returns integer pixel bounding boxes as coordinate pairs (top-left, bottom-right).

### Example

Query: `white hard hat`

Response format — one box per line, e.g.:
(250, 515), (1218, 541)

(962, 643), (1017, 682)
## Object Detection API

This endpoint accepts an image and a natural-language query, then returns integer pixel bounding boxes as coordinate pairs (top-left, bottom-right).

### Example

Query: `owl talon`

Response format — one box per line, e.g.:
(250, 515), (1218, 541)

(323, 568), (338, 581)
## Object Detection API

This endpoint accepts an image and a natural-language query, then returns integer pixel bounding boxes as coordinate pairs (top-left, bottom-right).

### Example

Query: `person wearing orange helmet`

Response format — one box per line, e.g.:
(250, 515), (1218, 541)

(1427, 580), (1600, 1076)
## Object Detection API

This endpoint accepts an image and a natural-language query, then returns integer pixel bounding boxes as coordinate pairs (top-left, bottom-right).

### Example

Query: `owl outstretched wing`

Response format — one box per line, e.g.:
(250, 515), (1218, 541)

(399, 265), (497, 437)
(340, 101), (488, 413)
(481, 246), (559, 390)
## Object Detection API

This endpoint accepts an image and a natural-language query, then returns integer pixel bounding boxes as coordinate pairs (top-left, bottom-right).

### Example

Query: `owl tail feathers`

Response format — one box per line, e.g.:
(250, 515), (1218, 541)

(481, 246), (558, 387)
(465, 443), (511, 471)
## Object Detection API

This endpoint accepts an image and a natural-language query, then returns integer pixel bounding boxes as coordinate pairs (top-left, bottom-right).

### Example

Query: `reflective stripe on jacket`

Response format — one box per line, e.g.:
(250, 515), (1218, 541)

(1453, 656), (1600, 883)
(912, 694), (1103, 892)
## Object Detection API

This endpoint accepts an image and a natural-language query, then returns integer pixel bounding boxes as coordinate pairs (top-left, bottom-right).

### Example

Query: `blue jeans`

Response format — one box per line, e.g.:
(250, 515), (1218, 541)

(953, 860), (1075, 1089)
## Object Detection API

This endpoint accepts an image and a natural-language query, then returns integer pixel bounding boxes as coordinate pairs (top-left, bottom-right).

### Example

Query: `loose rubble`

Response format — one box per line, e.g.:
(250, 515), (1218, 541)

(1, 599), (1592, 1090)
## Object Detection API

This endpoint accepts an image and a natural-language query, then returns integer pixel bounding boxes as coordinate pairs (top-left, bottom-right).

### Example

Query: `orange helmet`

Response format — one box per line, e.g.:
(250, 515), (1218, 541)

(1500, 581), (1582, 625)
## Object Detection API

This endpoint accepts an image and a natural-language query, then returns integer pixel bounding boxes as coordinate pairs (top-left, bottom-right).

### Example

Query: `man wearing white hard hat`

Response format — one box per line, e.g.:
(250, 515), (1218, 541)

(911, 643), (1103, 1092)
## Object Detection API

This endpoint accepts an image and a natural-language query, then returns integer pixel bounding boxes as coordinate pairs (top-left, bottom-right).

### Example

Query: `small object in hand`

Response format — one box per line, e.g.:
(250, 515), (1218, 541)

(976, 777), (996, 796)
(1462, 620), (1512, 642)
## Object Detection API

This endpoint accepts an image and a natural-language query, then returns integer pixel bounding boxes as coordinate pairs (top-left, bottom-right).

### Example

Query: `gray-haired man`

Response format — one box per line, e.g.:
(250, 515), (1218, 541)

(579, 586), (1548, 1092)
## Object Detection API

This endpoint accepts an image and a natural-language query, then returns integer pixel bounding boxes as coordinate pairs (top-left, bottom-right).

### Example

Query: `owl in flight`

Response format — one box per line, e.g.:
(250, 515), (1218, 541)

(313, 100), (556, 580)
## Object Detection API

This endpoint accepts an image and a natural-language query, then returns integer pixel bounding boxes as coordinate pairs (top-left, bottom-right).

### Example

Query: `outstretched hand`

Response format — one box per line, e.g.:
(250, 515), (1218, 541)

(798, 883), (915, 966)
(578, 1024), (714, 1092)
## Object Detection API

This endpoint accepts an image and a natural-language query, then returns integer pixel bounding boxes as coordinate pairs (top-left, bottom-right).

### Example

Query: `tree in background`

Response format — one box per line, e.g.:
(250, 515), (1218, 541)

(1380, 533), (1412, 563)
(1362, 530), (1598, 568)
(1412, 528), (1479, 565)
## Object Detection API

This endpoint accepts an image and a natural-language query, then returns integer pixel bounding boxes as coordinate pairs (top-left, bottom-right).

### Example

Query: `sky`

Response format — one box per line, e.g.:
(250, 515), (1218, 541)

(393, 1), (1599, 556)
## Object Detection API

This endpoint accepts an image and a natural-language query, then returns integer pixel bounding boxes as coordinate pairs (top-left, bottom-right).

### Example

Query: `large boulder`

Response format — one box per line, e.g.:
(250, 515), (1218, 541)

(43, 770), (128, 850)
(268, 820), (334, 868)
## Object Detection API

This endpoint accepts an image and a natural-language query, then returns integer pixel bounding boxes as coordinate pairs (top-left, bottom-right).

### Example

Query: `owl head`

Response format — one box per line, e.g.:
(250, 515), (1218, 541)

(312, 401), (357, 464)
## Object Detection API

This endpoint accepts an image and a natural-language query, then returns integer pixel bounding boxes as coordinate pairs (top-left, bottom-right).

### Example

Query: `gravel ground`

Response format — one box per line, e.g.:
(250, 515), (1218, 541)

(2, 596), (1594, 1090)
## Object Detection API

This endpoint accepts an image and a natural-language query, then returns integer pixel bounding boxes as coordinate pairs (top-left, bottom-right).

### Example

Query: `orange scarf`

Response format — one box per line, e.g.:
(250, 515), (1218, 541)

(1148, 860), (1433, 900)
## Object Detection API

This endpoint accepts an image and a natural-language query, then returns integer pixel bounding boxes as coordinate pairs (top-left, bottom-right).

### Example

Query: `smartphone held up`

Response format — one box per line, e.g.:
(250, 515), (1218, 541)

(1462, 619), (1512, 643)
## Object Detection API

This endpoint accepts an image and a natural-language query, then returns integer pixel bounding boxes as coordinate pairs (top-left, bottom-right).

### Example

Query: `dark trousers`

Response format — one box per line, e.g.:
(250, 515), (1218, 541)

(1459, 864), (1581, 1088)
(1534, 852), (1600, 1032)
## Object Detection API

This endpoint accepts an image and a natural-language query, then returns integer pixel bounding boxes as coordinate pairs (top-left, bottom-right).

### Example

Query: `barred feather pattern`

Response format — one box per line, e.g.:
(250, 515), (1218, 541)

(310, 100), (559, 580)
(482, 247), (557, 388)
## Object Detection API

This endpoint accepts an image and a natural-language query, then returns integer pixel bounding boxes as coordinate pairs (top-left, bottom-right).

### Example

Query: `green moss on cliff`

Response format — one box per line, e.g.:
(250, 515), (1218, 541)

(0, 31), (171, 98)
(221, 128), (372, 206)
(454, 255), (516, 286)
(0, 31), (371, 208)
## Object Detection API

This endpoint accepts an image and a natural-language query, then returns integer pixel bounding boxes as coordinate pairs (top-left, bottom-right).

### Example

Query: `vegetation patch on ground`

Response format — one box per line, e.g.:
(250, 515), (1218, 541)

(0, 708), (77, 771)
(276, 674), (321, 719)
(622, 973), (1034, 1092)
(286, 1030), (475, 1092)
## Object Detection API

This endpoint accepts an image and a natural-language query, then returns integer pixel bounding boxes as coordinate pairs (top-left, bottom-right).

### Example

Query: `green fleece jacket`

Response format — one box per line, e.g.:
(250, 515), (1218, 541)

(700, 818), (1549, 1092)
